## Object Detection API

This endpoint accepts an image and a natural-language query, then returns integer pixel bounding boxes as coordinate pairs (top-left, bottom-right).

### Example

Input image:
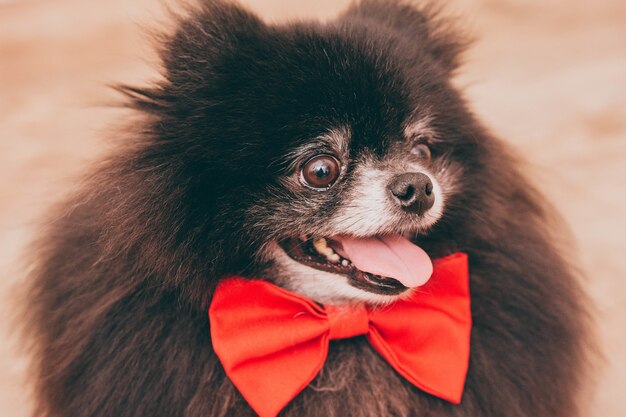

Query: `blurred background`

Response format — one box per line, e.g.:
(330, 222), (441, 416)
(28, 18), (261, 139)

(1, 0), (625, 415)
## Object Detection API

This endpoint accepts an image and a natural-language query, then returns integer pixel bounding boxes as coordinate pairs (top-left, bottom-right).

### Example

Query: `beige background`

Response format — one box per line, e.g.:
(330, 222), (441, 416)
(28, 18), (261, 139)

(1, 0), (625, 415)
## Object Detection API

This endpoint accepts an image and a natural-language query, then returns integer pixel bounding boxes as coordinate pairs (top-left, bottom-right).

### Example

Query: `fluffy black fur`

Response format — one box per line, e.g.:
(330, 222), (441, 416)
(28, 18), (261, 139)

(26, 1), (590, 416)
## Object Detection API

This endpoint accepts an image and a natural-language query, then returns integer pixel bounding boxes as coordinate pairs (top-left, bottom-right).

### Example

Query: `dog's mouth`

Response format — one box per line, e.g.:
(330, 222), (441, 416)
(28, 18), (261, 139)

(279, 234), (433, 295)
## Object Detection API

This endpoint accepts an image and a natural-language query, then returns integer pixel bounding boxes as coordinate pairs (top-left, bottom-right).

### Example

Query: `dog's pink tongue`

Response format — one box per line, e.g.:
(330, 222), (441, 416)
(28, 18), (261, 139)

(333, 235), (433, 287)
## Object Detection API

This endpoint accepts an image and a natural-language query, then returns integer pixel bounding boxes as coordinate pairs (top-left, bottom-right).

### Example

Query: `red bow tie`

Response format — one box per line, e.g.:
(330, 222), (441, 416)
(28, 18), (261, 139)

(209, 252), (471, 417)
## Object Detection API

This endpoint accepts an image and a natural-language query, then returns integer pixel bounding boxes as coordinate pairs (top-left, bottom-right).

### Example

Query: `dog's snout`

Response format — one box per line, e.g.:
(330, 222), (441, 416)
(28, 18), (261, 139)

(387, 172), (434, 215)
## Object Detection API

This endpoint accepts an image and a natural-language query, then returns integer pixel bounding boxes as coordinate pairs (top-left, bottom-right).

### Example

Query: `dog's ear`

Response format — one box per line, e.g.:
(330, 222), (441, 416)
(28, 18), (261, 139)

(117, 1), (265, 113)
(161, 1), (265, 81)
(342, 0), (468, 75)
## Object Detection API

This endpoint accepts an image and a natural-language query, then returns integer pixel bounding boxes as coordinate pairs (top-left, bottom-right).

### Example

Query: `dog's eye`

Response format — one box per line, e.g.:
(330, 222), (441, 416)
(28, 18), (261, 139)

(411, 142), (432, 161)
(300, 154), (341, 189)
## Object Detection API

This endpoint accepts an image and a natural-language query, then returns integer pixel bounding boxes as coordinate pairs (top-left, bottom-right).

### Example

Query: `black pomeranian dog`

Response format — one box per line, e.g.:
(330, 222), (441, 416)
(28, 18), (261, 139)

(26, 1), (591, 416)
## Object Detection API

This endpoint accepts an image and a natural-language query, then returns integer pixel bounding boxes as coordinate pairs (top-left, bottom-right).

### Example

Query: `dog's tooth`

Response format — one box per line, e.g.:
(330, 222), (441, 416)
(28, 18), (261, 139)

(341, 259), (349, 267)
(327, 253), (340, 263)
(313, 237), (330, 254)
(312, 238), (324, 253)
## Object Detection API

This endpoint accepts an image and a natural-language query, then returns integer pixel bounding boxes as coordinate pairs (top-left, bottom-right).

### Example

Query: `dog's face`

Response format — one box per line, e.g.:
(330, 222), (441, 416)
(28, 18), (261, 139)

(135, 2), (483, 304)
(257, 118), (458, 304)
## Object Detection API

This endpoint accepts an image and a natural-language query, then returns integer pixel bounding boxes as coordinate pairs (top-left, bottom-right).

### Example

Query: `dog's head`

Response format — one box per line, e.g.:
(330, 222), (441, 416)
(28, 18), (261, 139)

(124, 1), (488, 304)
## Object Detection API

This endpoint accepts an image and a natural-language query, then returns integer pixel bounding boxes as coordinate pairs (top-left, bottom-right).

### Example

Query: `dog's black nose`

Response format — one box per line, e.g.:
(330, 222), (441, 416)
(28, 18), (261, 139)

(387, 172), (434, 215)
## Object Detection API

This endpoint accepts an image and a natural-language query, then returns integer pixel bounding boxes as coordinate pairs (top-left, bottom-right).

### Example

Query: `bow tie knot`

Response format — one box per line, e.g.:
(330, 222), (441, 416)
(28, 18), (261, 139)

(326, 304), (369, 340)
